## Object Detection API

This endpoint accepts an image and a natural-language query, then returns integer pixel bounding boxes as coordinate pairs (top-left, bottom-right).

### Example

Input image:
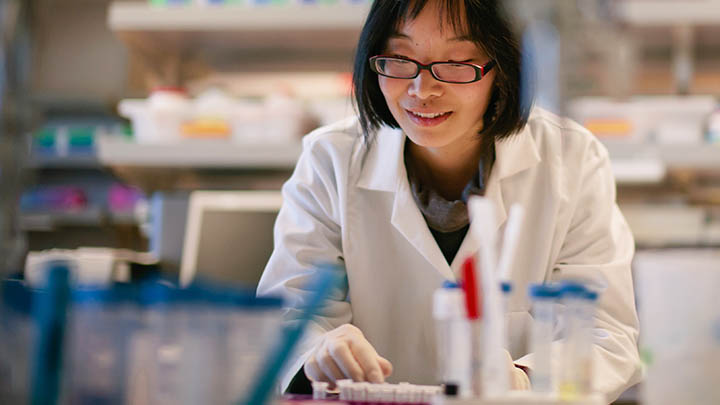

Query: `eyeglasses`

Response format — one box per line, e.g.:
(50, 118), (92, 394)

(369, 55), (496, 84)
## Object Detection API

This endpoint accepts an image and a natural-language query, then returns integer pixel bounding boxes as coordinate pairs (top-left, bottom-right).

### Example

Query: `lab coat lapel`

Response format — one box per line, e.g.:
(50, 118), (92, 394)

(449, 128), (542, 276)
(391, 164), (456, 281)
(356, 124), (540, 282)
(447, 166), (506, 277)
(356, 127), (454, 280)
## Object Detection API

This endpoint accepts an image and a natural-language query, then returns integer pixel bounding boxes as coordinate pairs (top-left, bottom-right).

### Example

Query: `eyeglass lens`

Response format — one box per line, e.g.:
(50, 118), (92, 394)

(374, 58), (478, 83)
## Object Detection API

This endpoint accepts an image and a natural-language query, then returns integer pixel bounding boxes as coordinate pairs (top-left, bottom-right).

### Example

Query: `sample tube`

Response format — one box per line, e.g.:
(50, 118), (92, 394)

(433, 281), (472, 397)
(558, 281), (596, 399)
(528, 283), (561, 394)
(576, 289), (598, 395)
(312, 381), (329, 400)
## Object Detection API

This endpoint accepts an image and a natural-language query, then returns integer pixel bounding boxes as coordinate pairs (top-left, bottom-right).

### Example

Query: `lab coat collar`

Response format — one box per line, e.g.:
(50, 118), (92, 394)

(357, 122), (541, 280)
(355, 125), (406, 192)
(356, 122), (541, 192)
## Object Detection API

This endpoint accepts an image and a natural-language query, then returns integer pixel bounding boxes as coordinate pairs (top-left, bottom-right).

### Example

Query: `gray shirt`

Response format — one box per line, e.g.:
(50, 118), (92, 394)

(404, 147), (489, 265)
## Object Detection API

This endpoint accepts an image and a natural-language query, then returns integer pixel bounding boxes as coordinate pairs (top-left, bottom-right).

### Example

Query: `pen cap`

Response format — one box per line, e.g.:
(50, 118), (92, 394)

(558, 281), (587, 298)
(433, 283), (467, 320)
(528, 283), (561, 301)
(582, 289), (599, 302)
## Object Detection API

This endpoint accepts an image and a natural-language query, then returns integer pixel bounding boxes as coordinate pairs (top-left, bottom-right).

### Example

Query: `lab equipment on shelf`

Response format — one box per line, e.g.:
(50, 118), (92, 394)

(118, 87), (313, 145)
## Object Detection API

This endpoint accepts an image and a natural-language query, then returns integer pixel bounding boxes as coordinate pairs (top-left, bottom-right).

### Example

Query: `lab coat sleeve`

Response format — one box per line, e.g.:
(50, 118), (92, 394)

(256, 133), (353, 393)
(514, 137), (642, 402)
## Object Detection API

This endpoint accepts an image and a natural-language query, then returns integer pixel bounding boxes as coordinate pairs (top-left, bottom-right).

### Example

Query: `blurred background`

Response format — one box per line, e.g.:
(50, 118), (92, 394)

(3, 0), (718, 287)
(1, 0), (720, 403)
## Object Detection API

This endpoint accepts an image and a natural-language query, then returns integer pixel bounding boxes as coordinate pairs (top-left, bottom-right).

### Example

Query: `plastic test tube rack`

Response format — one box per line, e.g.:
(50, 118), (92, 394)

(309, 381), (605, 405)
(311, 380), (443, 404)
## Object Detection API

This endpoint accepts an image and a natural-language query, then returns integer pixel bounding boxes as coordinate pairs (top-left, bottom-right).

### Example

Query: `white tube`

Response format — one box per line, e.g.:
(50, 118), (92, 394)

(467, 196), (508, 398)
(528, 283), (560, 393)
(497, 204), (525, 285)
(432, 282), (472, 397)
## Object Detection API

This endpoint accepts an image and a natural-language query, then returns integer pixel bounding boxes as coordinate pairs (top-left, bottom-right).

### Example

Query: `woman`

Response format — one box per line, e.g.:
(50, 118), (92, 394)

(257, 0), (641, 401)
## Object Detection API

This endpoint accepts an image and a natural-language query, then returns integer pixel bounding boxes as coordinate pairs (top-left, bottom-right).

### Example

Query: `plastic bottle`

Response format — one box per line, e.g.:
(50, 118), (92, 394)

(146, 87), (190, 143)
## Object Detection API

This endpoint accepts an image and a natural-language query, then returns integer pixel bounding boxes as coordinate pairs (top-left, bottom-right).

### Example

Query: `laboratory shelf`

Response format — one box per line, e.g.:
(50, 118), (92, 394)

(26, 154), (100, 170)
(604, 142), (720, 168)
(616, 0), (720, 26)
(96, 136), (302, 169)
(603, 142), (720, 184)
(107, 2), (371, 51)
(20, 208), (104, 232)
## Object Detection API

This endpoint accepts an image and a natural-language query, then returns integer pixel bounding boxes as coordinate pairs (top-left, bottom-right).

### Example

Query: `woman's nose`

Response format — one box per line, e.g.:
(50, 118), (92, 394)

(407, 69), (443, 99)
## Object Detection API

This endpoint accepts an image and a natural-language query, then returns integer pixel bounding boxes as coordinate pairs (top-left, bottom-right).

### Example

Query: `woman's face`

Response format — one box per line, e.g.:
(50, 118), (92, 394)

(378, 4), (496, 152)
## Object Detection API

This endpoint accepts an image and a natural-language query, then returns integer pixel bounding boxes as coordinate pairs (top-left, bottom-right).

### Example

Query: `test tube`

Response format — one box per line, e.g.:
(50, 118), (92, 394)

(395, 382), (410, 403)
(576, 289), (598, 395)
(312, 381), (329, 400)
(558, 282), (594, 399)
(432, 281), (472, 397)
(337, 379), (352, 401)
(351, 382), (368, 401)
(528, 283), (561, 394)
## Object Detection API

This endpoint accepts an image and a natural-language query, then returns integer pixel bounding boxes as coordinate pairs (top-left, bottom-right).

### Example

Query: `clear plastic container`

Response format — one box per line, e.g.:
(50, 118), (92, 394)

(62, 286), (141, 404)
(528, 283), (561, 393)
(558, 282), (597, 399)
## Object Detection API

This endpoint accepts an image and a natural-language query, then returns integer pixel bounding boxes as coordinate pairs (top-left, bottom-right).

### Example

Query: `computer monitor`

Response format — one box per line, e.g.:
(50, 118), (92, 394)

(179, 191), (282, 287)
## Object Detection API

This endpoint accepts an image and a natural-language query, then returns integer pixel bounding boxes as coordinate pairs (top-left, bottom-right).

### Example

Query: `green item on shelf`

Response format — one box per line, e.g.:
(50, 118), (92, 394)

(34, 128), (55, 148)
(122, 124), (133, 139)
(68, 128), (94, 148)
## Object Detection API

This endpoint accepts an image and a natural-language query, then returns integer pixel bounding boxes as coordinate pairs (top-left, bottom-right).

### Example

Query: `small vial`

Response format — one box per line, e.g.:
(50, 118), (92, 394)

(433, 282), (472, 397)
(558, 282), (595, 399)
(395, 383), (410, 403)
(421, 386), (440, 403)
(380, 384), (394, 402)
(312, 381), (329, 400)
(528, 283), (561, 393)
(337, 379), (352, 401)
(351, 382), (368, 401)
(576, 290), (599, 395)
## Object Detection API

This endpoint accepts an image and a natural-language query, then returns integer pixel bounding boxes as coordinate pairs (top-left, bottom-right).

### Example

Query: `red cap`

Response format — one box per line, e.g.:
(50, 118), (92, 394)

(462, 256), (482, 320)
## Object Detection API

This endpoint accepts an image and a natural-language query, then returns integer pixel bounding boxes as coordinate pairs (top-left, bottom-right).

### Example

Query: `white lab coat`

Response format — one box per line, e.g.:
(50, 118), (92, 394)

(257, 108), (641, 402)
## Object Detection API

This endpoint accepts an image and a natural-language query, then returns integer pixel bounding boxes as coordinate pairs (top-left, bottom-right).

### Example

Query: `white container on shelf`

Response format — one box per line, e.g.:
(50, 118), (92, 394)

(119, 87), (191, 144)
(183, 87), (235, 139)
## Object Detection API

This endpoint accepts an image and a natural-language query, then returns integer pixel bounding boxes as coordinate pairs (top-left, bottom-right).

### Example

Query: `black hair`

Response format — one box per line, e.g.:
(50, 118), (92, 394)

(352, 0), (531, 145)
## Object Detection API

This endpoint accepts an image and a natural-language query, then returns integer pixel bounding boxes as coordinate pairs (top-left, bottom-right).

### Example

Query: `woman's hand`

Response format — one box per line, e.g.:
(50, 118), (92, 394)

(304, 324), (393, 386)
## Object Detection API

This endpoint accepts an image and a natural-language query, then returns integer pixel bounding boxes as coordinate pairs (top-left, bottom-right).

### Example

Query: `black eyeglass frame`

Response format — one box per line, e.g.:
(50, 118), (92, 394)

(368, 55), (497, 84)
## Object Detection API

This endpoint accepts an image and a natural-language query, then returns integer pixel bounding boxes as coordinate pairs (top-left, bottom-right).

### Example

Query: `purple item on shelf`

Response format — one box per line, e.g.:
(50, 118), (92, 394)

(21, 186), (88, 212)
(107, 184), (144, 213)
